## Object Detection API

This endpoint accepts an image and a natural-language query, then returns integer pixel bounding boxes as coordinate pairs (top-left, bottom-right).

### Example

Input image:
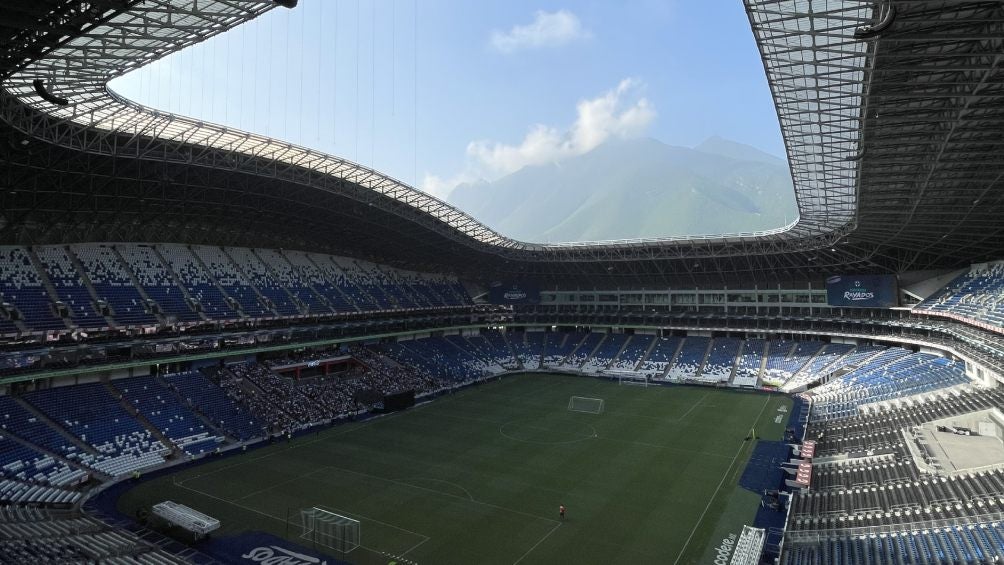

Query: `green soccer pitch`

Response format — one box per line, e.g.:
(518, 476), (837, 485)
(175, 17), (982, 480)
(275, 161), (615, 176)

(116, 373), (792, 565)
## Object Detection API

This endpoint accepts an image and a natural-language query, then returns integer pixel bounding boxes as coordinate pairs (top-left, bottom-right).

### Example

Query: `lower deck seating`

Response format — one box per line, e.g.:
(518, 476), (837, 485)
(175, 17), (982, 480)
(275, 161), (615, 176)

(916, 264), (1004, 330)
(0, 508), (188, 563)
(163, 371), (263, 441)
(0, 395), (100, 477)
(542, 332), (585, 367)
(0, 480), (82, 505)
(22, 384), (167, 477)
(115, 376), (223, 456)
(0, 435), (86, 488)
(667, 337), (711, 380)
(610, 334), (653, 371)
(808, 353), (968, 421)
(783, 522), (1004, 565)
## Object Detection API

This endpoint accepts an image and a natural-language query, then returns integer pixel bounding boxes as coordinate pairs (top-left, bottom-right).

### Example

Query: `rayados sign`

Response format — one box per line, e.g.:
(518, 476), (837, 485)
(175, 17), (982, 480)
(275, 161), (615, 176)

(503, 289), (527, 300)
(843, 280), (874, 301)
(241, 545), (327, 565)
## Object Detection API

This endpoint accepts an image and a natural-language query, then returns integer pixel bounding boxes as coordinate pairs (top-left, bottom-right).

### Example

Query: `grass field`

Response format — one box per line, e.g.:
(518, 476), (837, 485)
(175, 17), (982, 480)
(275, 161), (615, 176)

(117, 373), (791, 565)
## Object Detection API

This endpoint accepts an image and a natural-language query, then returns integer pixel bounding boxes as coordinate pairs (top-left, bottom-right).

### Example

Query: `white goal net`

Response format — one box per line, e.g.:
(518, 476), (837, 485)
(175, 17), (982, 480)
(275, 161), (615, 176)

(299, 507), (360, 553)
(618, 374), (649, 387)
(568, 396), (604, 414)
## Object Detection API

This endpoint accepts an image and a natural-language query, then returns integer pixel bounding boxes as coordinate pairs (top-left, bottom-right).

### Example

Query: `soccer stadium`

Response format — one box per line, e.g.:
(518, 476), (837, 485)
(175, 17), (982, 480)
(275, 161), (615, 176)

(1, 1), (1003, 564)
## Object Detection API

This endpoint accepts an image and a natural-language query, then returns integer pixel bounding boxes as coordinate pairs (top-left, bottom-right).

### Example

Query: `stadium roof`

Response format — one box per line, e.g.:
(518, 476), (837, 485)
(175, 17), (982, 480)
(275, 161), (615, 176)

(1, 0), (1002, 285)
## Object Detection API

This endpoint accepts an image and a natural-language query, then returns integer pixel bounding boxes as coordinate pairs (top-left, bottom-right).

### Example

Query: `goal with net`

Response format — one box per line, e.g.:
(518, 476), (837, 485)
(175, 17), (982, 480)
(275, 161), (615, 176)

(299, 507), (360, 553)
(618, 374), (649, 387)
(568, 396), (604, 414)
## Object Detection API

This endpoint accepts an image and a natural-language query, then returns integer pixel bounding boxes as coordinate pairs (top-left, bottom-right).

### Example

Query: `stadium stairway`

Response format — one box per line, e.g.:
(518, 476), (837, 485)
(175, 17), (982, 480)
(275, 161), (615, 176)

(309, 253), (375, 311)
(445, 335), (507, 374)
(724, 342), (745, 385)
(604, 335), (636, 372)
(569, 333), (607, 371)
(694, 339), (716, 380)
(147, 246), (209, 323)
(198, 246), (273, 317)
(221, 247), (291, 316)
(152, 374), (233, 442)
(60, 247), (117, 328)
(338, 260), (383, 308)
(633, 335), (661, 372)
(11, 396), (101, 460)
(105, 381), (181, 456)
(187, 245), (255, 318)
(71, 244), (159, 327)
(659, 337), (687, 380)
(24, 247), (71, 330)
(108, 246), (170, 326)
(500, 332), (525, 370)
(250, 248), (322, 315)
(543, 332), (580, 368)
(279, 250), (347, 314)
(0, 425), (97, 485)
(731, 339), (767, 388)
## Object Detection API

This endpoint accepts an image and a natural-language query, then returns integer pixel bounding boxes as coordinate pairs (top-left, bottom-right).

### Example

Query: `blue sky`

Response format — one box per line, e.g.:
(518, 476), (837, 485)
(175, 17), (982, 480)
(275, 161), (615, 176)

(110, 0), (784, 198)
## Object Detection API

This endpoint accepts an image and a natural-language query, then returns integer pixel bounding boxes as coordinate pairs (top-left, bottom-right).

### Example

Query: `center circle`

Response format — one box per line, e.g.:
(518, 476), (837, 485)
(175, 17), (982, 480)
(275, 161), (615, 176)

(499, 418), (597, 445)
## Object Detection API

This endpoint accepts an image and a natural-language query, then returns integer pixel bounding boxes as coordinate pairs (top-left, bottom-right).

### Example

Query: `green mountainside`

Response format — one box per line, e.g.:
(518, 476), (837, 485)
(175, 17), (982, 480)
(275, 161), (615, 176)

(447, 136), (797, 243)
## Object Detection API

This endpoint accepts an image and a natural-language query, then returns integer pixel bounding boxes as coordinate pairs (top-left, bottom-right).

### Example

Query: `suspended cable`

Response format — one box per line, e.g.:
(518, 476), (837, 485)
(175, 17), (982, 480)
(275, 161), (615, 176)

(200, 37), (207, 125)
(337, 0), (341, 148)
(391, 0), (395, 116)
(413, 0), (418, 186)
(359, 0), (363, 161)
(316, 0), (323, 143)
(371, 0), (376, 166)
(241, 22), (248, 130)
(298, 3), (305, 143)
(284, 8), (291, 141)
(266, 10), (273, 135)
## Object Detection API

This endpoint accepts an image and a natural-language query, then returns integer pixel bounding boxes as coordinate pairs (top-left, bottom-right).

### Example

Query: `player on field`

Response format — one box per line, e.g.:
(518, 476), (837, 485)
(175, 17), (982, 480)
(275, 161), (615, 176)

(559, 504), (566, 520)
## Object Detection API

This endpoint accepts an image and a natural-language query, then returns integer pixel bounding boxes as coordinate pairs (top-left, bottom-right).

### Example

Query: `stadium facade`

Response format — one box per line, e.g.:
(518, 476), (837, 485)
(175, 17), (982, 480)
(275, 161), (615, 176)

(1, 1), (1004, 564)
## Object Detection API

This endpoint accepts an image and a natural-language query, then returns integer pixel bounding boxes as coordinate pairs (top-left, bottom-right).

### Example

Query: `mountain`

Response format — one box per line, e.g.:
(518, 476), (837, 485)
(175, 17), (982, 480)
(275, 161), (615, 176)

(447, 136), (797, 243)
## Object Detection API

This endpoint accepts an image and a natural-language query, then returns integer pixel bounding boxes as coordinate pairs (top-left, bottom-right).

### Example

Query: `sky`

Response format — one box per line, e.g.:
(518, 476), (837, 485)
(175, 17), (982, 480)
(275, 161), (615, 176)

(110, 0), (785, 200)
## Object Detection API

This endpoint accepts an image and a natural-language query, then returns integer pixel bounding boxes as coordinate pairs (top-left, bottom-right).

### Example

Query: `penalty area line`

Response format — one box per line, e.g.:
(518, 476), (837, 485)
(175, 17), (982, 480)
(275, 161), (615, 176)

(671, 393), (772, 565)
(174, 481), (429, 559)
(512, 521), (562, 565)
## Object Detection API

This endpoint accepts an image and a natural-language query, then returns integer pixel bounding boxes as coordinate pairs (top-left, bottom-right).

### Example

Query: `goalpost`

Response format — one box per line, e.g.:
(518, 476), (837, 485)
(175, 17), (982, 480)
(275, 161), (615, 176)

(568, 396), (604, 414)
(618, 374), (649, 387)
(298, 507), (360, 553)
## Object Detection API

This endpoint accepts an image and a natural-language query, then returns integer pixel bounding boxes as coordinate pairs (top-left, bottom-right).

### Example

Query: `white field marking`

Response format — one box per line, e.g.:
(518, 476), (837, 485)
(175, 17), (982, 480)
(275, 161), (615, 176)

(673, 391), (711, 422)
(175, 480), (427, 557)
(176, 411), (411, 485)
(416, 411), (507, 426)
(233, 466), (332, 502)
(322, 464), (559, 525)
(511, 521), (562, 565)
(314, 504), (430, 541)
(600, 409), (675, 421)
(671, 393), (773, 565)
(400, 535), (431, 557)
(498, 420), (598, 445)
(592, 436), (734, 459)
(177, 387), (489, 486)
(400, 477), (475, 501)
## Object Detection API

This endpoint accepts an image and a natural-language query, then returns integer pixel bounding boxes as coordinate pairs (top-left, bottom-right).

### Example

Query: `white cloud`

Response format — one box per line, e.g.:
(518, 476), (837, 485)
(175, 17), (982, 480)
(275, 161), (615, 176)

(421, 171), (479, 200)
(468, 79), (655, 177)
(422, 79), (656, 197)
(490, 10), (591, 54)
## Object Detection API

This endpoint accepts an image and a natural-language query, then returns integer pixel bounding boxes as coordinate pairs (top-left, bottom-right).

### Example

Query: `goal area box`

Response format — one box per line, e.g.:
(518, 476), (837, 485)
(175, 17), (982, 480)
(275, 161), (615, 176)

(298, 507), (360, 553)
(568, 396), (604, 414)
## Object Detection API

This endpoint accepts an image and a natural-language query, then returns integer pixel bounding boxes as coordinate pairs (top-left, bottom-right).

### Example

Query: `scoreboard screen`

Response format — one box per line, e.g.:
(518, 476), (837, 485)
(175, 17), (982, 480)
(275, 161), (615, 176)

(825, 275), (898, 308)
